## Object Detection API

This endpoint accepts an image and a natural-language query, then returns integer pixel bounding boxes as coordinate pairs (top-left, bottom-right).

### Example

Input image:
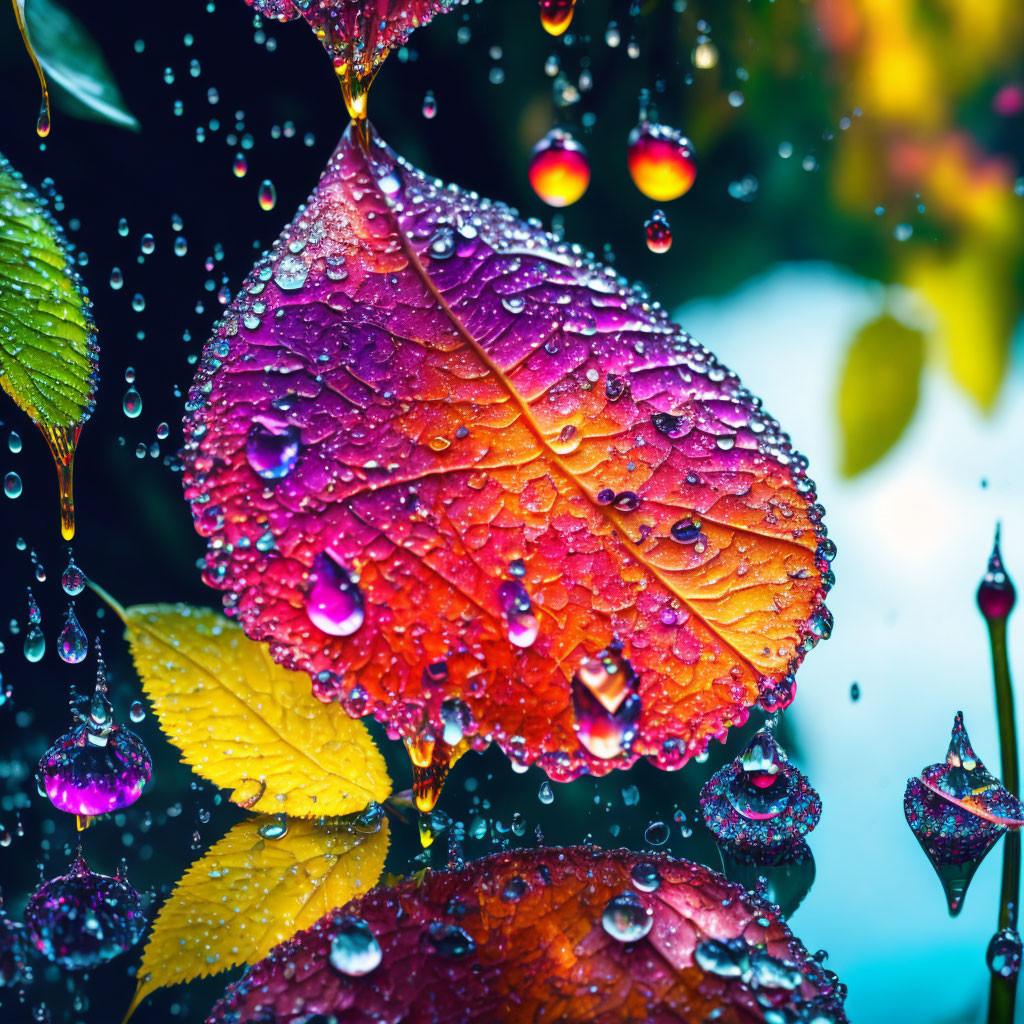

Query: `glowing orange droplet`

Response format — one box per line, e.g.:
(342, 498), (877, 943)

(645, 210), (672, 254)
(404, 734), (468, 817)
(258, 179), (277, 212)
(528, 129), (590, 208)
(39, 423), (80, 540)
(539, 0), (576, 36)
(627, 122), (696, 202)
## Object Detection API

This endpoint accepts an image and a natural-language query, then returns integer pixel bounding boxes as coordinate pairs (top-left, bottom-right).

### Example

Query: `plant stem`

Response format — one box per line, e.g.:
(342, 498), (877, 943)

(988, 615), (1019, 1024)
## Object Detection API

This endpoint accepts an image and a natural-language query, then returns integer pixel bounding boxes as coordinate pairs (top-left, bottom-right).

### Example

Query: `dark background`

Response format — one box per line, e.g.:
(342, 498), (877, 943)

(0, 0), (876, 1021)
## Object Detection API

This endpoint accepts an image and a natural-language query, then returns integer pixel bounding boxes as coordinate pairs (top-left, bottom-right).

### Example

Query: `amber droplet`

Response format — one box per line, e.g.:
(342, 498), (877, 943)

(40, 424), (81, 541)
(404, 734), (468, 816)
(76, 814), (93, 833)
(339, 62), (381, 126)
(13, 0), (52, 138)
(540, 0), (576, 36)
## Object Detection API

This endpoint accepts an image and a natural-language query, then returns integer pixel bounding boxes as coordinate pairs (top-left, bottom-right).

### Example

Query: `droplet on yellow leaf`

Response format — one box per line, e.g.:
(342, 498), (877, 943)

(122, 814), (389, 1021)
(105, 597), (392, 817)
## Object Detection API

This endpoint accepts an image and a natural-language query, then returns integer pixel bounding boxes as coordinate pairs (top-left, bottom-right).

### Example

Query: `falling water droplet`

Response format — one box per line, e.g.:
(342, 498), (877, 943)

(258, 179), (277, 211)
(57, 606), (88, 665)
(129, 701), (145, 724)
(628, 122), (697, 201)
(601, 892), (653, 942)
(645, 210), (672, 253)
(109, 267), (124, 290)
(61, 554), (85, 596)
(329, 917), (382, 976)
(4, 472), (22, 499)
(232, 153), (248, 178)
(538, 781), (554, 805)
(122, 387), (143, 419)
(422, 90), (437, 119)
(528, 129), (590, 208)
(539, 0), (575, 35)
(23, 591), (45, 663)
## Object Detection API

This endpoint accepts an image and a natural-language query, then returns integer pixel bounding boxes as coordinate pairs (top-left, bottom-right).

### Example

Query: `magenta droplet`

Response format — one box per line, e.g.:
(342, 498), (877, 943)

(498, 580), (539, 648)
(571, 646), (641, 760)
(306, 552), (365, 636)
(977, 525), (1016, 621)
(245, 419), (301, 480)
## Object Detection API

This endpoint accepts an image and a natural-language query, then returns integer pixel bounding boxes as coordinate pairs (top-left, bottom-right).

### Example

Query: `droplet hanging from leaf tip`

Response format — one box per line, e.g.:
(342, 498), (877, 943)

(405, 735), (466, 814)
(12, 0), (52, 138)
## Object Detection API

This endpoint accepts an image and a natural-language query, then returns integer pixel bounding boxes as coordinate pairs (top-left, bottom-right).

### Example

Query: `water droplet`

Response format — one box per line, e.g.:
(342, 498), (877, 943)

(129, 701), (145, 724)
(988, 928), (1022, 978)
(538, 781), (554, 804)
(571, 645), (641, 760)
(850, 682), (860, 702)
(539, 0), (575, 36)
(232, 153), (248, 178)
(257, 818), (288, 840)
(109, 267), (124, 290)
(670, 517), (703, 544)
(601, 892), (653, 942)
(644, 820), (669, 846)
(978, 525), (1016, 621)
(628, 122), (696, 201)
(422, 90), (437, 119)
(645, 210), (672, 253)
(305, 552), (364, 636)
(630, 860), (662, 892)
(329, 917), (382, 976)
(501, 876), (529, 902)
(528, 129), (590, 208)
(4, 472), (22, 499)
(57, 606), (88, 664)
(497, 580), (539, 648)
(258, 179), (277, 211)
(425, 922), (475, 958)
(245, 419), (301, 480)
(122, 387), (143, 419)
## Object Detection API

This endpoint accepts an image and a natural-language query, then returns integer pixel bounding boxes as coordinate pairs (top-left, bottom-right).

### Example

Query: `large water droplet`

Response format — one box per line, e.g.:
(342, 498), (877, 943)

(978, 524), (1016, 621)
(497, 580), (539, 649)
(329, 917), (382, 976)
(571, 645), (641, 759)
(628, 122), (696, 201)
(57, 606), (88, 665)
(528, 129), (590, 208)
(245, 419), (301, 480)
(258, 179), (277, 211)
(539, 0), (575, 35)
(305, 552), (364, 636)
(601, 892), (653, 942)
(61, 555), (85, 596)
(988, 927), (1022, 978)
(425, 922), (475, 958)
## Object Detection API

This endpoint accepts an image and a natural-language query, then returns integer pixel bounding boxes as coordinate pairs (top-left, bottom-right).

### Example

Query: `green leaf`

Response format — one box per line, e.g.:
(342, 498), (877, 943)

(0, 152), (99, 537)
(837, 314), (925, 477)
(20, 0), (140, 132)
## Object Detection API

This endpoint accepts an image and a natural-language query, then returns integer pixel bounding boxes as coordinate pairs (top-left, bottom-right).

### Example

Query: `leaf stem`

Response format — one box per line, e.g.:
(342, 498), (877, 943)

(86, 579), (128, 624)
(988, 613), (1019, 1024)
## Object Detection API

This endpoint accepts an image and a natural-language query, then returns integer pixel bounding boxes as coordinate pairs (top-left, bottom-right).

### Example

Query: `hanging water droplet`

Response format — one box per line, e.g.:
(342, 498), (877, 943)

(305, 551), (364, 636)
(538, 781), (554, 805)
(329, 917), (382, 976)
(601, 892), (653, 942)
(571, 645), (641, 760)
(258, 179), (277, 211)
(57, 606), (88, 664)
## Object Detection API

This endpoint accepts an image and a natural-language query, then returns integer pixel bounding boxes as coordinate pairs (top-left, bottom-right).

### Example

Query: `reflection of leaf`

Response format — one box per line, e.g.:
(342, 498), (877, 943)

(246, 0), (466, 78)
(0, 152), (98, 538)
(124, 814), (389, 1021)
(20, 0), (139, 131)
(111, 600), (391, 816)
(906, 245), (1013, 412)
(837, 314), (925, 477)
(208, 846), (849, 1024)
(182, 122), (832, 789)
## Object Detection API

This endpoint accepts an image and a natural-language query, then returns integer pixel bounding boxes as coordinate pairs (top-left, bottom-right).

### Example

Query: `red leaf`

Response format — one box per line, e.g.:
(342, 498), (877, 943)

(182, 124), (833, 794)
(245, 0), (466, 77)
(206, 847), (848, 1023)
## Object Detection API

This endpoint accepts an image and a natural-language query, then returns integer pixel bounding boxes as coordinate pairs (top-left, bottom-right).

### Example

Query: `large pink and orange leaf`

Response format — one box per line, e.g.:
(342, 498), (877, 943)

(207, 846), (848, 1023)
(245, 0), (466, 78)
(182, 123), (833, 785)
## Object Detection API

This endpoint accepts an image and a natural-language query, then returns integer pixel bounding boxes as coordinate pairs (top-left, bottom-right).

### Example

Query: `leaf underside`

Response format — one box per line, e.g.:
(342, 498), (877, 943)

(0, 152), (97, 428)
(183, 123), (832, 782)
(122, 603), (392, 816)
(125, 815), (389, 1020)
(208, 846), (848, 1024)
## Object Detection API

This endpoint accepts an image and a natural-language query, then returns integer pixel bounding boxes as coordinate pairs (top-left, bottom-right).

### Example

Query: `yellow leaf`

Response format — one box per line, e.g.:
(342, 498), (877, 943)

(123, 814), (388, 1020)
(111, 598), (391, 816)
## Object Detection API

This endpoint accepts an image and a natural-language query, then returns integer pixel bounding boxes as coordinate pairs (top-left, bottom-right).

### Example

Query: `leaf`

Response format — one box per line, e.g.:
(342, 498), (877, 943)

(905, 244), (1014, 412)
(17, 0), (140, 132)
(246, 0), (467, 79)
(0, 152), (98, 538)
(836, 313), (925, 477)
(124, 814), (389, 1021)
(182, 123), (833, 788)
(113, 600), (392, 816)
(207, 846), (849, 1023)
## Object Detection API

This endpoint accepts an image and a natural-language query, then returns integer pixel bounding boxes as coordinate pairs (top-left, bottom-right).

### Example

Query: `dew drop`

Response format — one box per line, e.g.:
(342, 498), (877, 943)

(245, 419), (301, 480)
(330, 917), (382, 976)
(601, 892), (653, 942)
(305, 551), (364, 636)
